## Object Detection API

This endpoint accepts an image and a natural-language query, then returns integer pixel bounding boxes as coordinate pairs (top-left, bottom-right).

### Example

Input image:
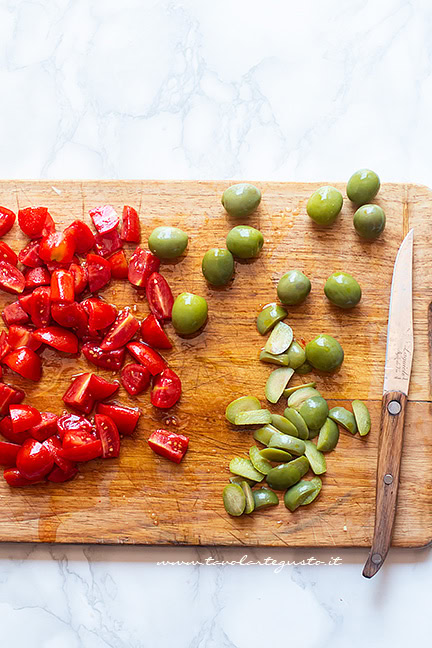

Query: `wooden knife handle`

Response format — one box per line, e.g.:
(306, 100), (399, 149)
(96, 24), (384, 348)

(362, 390), (408, 578)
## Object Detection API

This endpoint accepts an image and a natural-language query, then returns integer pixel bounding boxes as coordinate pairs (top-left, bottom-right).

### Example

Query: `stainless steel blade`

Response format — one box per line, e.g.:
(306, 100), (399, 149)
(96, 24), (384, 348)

(383, 229), (414, 395)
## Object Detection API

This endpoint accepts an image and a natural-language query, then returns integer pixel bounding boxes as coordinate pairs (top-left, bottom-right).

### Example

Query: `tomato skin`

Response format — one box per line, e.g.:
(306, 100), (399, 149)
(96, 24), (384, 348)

(18, 240), (43, 268)
(56, 412), (94, 440)
(7, 325), (41, 351)
(4, 467), (43, 487)
(121, 206), (140, 242)
(0, 383), (25, 416)
(140, 313), (172, 349)
(39, 231), (76, 263)
(81, 297), (117, 331)
(148, 429), (189, 463)
(47, 462), (78, 482)
(0, 415), (30, 444)
(120, 363), (151, 396)
(30, 286), (51, 327)
(128, 247), (160, 288)
(146, 272), (174, 320)
(25, 266), (50, 288)
(0, 440), (20, 466)
(0, 241), (18, 266)
(28, 412), (58, 442)
(89, 205), (119, 234)
(151, 368), (182, 409)
(100, 308), (139, 351)
(50, 269), (74, 303)
(95, 401), (140, 436)
(60, 429), (102, 462)
(16, 438), (54, 479)
(10, 404), (42, 434)
(62, 373), (119, 413)
(0, 261), (26, 294)
(82, 342), (125, 371)
(95, 414), (120, 458)
(94, 229), (122, 257)
(69, 262), (88, 295)
(108, 249), (128, 279)
(0, 330), (11, 359)
(51, 301), (88, 334)
(126, 341), (166, 375)
(64, 220), (95, 255)
(3, 347), (42, 381)
(2, 300), (30, 327)
(86, 253), (111, 292)
(34, 326), (79, 353)
(90, 374), (120, 400)
(0, 207), (16, 238)
(18, 207), (53, 239)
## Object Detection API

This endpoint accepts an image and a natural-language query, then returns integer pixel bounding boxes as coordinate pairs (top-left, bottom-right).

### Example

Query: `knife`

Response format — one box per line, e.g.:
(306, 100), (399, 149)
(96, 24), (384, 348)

(363, 228), (414, 579)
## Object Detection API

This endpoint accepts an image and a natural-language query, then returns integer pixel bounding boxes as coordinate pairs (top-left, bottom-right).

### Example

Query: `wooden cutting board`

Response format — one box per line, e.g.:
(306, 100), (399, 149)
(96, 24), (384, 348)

(0, 180), (430, 547)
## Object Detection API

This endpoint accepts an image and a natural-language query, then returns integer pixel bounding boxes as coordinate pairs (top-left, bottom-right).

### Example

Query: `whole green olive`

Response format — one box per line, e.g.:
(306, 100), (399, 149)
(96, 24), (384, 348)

(201, 248), (234, 286)
(221, 183), (261, 218)
(306, 186), (343, 226)
(324, 271), (362, 309)
(277, 270), (311, 306)
(226, 225), (264, 259)
(298, 396), (329, 431)
(347, 169), (380, 205)
(172, 292), (208, 335)
(353, 204), (386, 240)
(148, 226), (188, 259)
(305, 334), (344, 372)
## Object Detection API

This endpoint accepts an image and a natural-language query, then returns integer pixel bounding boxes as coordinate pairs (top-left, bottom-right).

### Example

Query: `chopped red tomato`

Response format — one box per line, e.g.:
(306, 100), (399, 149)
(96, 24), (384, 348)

(0, 261), (26, 294)
(0, 330), (11, 359)
(3, 347), (42, 381)
(18, 240), (43, 267)
(126, 341), (166, 375)
(18, 207), (54, 239)
(0, 206), (16, 238)
(0, 383), (25, 416)
(0, 415), (30, 444)
(95, 401), (140, 436)
(50, 269), (74, 303)
(47, 463), (78, 482)
(82, 297), (117, 331)
(82, 342), (125, 371)
(86, 253), (111, 292)
(0, 440), (20, 466)
(128, 247), (160, 288)
(140, 313), (172, 349)
(120, 363), (151, 395)
(89, 205), (119, 234)
(30, 286), (51, 327)
(146, 272), (174, 320)
(28, 412), (58, 442)
(56, 412), (94, 440)
(121, 206), (140, 242)
(94, 229), (122, 257)
(60, 429), (102, 462)
(148, 429), (188, 463)
(4, 467), (43, 487)
(42, 435), (74, 473)
(25, 266), (50, 288)
(18, 293), (34, 314)
(34, 325), (78, 353)
(7, 325), (41, 351)
(16, 438), (54, 479)
(95, 414), (120, 458)
(90, 374), (119, 400)
(63, 372), (118, 413)
(69, 262), (88, 294)
(39, 231), (76, 263)
(0, 241), (18, 266)
(64, 220), (95, 254)
(108, 249), (128, 279)
(151, 368), (181, 409)
(10, 404), (41, 434)
(51, 301), (88, 333)
(2, 301), (29, 327)
(100, 307), (139, 350)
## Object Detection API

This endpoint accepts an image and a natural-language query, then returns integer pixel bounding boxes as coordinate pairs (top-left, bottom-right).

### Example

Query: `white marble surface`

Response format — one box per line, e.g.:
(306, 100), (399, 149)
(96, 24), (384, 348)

(0, 0), (431, 645)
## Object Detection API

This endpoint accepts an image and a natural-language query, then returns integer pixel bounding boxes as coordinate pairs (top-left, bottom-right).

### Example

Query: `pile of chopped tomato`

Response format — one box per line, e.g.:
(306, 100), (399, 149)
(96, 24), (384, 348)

(0, 203), (189, 486)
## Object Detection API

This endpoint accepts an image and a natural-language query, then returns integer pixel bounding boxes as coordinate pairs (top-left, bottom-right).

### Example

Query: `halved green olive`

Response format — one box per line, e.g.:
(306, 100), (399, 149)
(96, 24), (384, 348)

(329, 406), (357, 434)
(298, 396), (329, 431)
(301, 476), (322, 506)
(286, 341), (307, 369)
(266, 456), (309, 490)
(284, 480), (316, 512)
(269, 433), (306, 456)
(249, 445), (273, 475)
(283, 408), (309, 440)
(304, 440), (327, 475)
(270, 413), (298, 436)
(256, 303), (287, 335)
(253, 488), (279, 510)
(265, 367), (294, 404)
(241, 481), (255, 514)
(316, 418), (340, 452)
(284, 381), (317, 397)
(352, 400), (371, 436)
(253, 424), (282, 446)
(223, 484), (246, 516)
(259, 448), (293, 462)
(229, 457), (264, 482)
(259, 349), (290, 366)
(265, 322), (293, 355)
(296, 361), (313, 375)
(234, 409), (272, 426)
(225, 396), (261, 424)
(287, 386), (321, 409)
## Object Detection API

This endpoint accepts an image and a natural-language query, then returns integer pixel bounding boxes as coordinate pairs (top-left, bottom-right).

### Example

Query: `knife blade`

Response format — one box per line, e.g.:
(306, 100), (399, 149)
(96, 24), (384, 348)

(363, 229), (414, 578)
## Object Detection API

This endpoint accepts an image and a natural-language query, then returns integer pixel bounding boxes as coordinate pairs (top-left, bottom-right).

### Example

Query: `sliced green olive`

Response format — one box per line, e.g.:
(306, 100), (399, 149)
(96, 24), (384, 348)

(259, 448), (293, 462)
(249, 445), (273, 475)
(284, 382), (317, 397)
(301, 476), (322, 505)
(287, 386), (321, 409)
(296, 361), (313, 375)
(264, 321), (293, 355)
(266, 456), (309, 490)
(225, 395), (261, 424)
(283, 408), (309, 440)
(229, 457), (264, 482)
(316, 418), (340, 452)
(286, 341), (306, 369)
(259, 349), (290, 366)
(265, 367), (294, 404)
(284, 480), (316, 512)
(223, 484), (246, 516)
(352, 400), (371, 436)
(241, 481), (255, 514)
(270, 413), (298, 436)
(253, 424), (282, 446)
(256, 303), (287, 335)
(304, 440), (327, 475)
(253, 488), (279, 510)
(229, 475), (255, 486)
(269, 433), (306, 456)
(298, 396), (329, 431)
(329, 406), (358, 434)
(234, 409), (272, 425)
(307, 429), (319, 440)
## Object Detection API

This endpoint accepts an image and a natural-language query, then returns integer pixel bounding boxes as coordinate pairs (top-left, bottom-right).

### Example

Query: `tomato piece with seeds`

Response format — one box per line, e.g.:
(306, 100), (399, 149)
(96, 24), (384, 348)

(120, 363), (151, 395)
(0, 241), (18, 266)
(28, 412), (58, 442)
(146, 272), (174, 320)
(82, 342), (125, 371)
(0, 440), (20, 466)
(2, 301), (29, 327)
(51, 301), (88, 334)
(0, 261), (26, 294)
(126, 341), (166, 375)
(148, 429), (189, 463)
(39, 231), (76, 264)
(95, 401), (140, 436)
(95, 414), (120, 458)
(18, 240), (43, 268)
(64, 220), (95, 254)
(7, 325), (41, 351)
(121, 205), (140, 242)
(30, 286), (51, 327)
(50, 269), (74, 303)
(89, 205), (119, 234)
(69, 262), (88, 295)
(128, 247), (160, 288)
(60, 429), (102, 462)
(56, 412), (94, 440)
(25, 266), (50, 288)
(0, 415), (30, 444)
(16, 438), (54, 479)
(81, 297), (117, 331)
(108, 249), (128, 279)
(3, 347), (42, 381)
(10, 404), (41, 433)
(86, 253), (111, 292)
(140, 313), (172, 349)
(18, 207), (54, 239)
(151, 368), (181, 409)
(94, 229), (122, 257)
(34, 325), (79, 353)
(100, 307), (139, 350)
(0, 207), (16, 238)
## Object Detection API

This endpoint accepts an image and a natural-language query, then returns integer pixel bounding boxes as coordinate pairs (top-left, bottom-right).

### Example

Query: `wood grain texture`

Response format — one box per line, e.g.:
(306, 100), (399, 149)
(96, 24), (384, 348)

(0, 180), (430, 547)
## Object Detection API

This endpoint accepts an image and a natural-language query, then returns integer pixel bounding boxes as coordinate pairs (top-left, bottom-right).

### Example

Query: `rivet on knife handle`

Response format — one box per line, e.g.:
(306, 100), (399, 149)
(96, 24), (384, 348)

(362, 390), (407, 578)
